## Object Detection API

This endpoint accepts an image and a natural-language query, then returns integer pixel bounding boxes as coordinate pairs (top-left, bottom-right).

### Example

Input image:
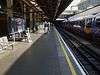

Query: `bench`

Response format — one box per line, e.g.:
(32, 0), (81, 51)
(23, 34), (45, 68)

(0, 36), (15, 50)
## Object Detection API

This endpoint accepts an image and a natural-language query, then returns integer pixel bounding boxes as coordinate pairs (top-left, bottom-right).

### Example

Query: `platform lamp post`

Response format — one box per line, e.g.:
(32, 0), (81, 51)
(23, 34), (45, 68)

(7, 0), (13, 17)
(30, 9), (33, 31)
(7, 0), (15, 43)
(23, 4), (27, 24)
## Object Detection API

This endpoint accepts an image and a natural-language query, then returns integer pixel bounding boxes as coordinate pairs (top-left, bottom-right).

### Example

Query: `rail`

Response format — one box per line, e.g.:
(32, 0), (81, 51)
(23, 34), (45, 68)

(55, 27), (86, 75)
(56, 27), (100, 75)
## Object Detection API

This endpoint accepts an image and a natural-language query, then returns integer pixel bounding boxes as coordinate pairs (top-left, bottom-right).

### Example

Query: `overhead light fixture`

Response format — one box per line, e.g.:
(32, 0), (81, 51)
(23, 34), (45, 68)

(35, 4), (38, 6)
(0, 5), (1, 9)
(36, 7), (42, 11)
(30, 1), (36, 5)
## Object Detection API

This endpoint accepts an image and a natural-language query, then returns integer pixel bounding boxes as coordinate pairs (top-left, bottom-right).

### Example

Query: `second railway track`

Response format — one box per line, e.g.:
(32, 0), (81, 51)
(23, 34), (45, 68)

(57, 27), (100, 75)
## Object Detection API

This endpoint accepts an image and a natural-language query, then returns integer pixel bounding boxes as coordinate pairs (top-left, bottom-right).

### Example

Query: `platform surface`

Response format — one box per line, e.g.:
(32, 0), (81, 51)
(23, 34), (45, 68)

(5, 29), (72, 75)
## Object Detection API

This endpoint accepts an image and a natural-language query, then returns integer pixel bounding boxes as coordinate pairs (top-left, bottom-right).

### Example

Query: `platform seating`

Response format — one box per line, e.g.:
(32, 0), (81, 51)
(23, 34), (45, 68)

(0, 36), (14, 50)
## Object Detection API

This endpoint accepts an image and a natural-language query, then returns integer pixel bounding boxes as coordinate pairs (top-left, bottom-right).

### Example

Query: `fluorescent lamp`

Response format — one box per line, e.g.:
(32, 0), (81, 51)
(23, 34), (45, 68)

(0, 5), (1, 8)
(30, 1), (36, 4)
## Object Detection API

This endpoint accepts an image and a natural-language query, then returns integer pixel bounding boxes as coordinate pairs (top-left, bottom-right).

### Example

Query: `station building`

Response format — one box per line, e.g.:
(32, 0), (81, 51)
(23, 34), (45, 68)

(78, 0), (100, 11)
(0, 0), (44, 37)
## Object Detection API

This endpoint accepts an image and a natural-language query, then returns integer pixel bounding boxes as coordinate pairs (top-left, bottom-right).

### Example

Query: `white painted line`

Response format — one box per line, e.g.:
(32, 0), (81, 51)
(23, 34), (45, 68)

(55, 28), (86, 75)
(57, 31), (77, 75)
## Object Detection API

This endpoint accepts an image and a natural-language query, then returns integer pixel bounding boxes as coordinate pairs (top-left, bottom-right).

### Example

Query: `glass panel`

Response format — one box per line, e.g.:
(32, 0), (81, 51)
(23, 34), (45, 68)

(96, 19), (100, 28)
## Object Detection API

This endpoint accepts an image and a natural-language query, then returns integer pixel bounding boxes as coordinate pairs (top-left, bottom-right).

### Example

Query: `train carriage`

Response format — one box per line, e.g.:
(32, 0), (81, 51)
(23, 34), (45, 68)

(67, 5), (100, 41)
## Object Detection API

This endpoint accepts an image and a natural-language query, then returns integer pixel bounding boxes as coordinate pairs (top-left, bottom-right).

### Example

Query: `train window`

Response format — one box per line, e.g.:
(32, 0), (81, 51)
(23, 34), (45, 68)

(96, 18), (100, 28)
(86, 25), (91, 27)
(80, 21), (85, 27)
(85, 22), (92, 28)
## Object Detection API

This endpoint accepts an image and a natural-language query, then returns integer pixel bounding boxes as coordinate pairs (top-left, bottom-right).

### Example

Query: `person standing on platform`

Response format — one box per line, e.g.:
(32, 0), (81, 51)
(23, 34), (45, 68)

(43, 21), (50, 33)
(48, 21), (51, 32)
(35, 22), (39, 31)
(43, 21), (47, 33)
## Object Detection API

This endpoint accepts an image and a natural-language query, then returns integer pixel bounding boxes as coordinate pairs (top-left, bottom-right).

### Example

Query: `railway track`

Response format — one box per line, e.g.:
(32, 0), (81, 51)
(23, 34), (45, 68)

(56, 27), (100, 75)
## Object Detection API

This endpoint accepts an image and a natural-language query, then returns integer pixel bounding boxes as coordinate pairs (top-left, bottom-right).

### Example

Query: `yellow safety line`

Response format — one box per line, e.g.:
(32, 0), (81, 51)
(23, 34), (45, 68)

(58, 34), (77, 75)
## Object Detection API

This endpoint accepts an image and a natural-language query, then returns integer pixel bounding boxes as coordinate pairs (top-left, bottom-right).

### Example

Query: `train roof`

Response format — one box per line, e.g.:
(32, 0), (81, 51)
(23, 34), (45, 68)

(68, 15), (95, 21)
(95, 13), (100, 19)
(85, 15), (95, 19)
(68, 5), (100, 21)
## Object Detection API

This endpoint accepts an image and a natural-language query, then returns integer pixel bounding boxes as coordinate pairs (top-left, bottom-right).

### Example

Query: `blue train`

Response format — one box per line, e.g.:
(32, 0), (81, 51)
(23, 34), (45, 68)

(65, 5), (100, 42)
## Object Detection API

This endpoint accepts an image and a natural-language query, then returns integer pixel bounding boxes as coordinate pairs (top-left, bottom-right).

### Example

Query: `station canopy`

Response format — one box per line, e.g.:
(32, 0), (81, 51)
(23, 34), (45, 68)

(21, 0), (73, 20)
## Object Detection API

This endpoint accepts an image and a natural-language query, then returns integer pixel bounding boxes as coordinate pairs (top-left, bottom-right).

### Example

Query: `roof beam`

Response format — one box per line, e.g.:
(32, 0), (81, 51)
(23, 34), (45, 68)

(53, 0), (62, 20)
(21, 0), (31, 7)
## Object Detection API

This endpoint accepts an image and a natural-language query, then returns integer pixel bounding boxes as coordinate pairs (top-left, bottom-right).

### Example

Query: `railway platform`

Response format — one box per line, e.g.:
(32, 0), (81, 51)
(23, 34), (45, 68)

(0, 27), (86, 75)
(0, 28), (44, 75)
(0, 0), (100, 75)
